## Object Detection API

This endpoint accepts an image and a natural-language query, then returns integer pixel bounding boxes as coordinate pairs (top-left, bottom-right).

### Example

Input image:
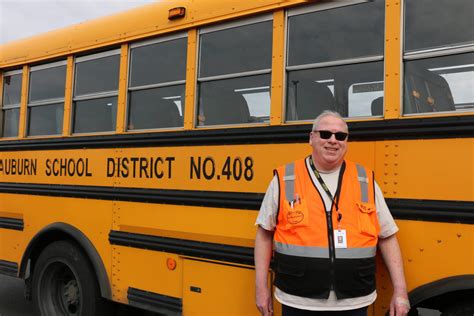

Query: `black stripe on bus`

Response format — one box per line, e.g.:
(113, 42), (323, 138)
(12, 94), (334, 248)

(109, 231), (254, 266)
(0, 183), (473, 224)
(0, 260), (18, 277)
(0, 183), (263, 210)
(388, 198), (474, 224)
(0, 217), (24, 231)
(0, 115), (472, 151)
(127, 287), (182, 315)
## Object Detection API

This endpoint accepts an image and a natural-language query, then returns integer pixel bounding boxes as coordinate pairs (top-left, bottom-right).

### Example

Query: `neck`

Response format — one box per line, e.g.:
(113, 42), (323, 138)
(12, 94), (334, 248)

(311, 155), (343, 173)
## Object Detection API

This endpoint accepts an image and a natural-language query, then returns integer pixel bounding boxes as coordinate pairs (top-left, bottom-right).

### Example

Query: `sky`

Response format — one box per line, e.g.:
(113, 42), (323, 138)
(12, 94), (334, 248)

(0, 0), (156, 45)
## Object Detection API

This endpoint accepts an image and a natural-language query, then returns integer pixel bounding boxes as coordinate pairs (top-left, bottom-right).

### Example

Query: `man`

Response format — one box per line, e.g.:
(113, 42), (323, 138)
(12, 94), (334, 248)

(255, 111), (410, 316)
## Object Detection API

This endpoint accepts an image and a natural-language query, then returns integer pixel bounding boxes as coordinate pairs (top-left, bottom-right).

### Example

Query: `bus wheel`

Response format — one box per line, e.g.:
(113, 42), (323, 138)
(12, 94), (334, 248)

(441, 299), (474, 316)
(32, 240), (109, 316)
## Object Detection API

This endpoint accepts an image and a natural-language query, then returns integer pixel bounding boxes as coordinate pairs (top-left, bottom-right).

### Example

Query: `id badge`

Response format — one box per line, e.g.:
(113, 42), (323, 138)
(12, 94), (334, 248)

(334, 229), (347, 249)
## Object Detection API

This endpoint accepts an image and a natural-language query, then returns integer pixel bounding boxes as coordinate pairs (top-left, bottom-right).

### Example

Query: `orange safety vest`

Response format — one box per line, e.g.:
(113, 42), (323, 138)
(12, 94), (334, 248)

(273, 157), (380, 299)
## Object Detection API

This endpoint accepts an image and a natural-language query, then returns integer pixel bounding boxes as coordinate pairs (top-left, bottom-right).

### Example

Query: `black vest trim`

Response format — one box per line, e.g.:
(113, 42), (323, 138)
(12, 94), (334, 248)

(274, 252), (376, 299)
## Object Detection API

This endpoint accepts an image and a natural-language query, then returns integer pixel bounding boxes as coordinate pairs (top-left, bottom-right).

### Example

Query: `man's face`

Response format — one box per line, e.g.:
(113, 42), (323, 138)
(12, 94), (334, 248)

(309, 116), (348, 170)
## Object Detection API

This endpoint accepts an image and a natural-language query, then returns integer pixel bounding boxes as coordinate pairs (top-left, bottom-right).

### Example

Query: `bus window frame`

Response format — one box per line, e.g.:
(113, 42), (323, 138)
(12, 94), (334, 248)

(126, 32), (188, 132)
(196, 14), (273, 128)
(72, 49), (121, 135)
(26, 60), (67, 137)
(284, 0), (385, 123)
(1, 69), (23, 138)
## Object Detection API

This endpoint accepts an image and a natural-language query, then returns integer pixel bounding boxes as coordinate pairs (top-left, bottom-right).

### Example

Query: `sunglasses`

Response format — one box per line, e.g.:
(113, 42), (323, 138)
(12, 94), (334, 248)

(313, 130), (348, 141)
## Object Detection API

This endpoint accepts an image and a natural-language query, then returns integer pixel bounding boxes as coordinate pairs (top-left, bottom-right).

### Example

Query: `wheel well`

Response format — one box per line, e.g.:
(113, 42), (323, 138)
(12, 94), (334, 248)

(20, 223), (112, 300)
(409, 275), (474, 310)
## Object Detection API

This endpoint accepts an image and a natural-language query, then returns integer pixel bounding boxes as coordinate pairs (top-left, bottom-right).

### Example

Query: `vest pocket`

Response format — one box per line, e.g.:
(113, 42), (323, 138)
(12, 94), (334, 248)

(356, 202), (379, 237)
(282, 198), (309, 229)
(274, 253), (330, 298)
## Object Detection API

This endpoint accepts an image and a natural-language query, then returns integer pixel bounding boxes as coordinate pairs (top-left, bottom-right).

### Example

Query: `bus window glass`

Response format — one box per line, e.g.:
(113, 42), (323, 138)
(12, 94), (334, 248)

(404, 52), (474, 114)
(130, 38), (187, 86)
(28, 103), (64, 135)
(3, 73), (22, 105)
(1, 72), (22, 137)
(75, 54), (119, 96)
(198, 75), (271, 125)
(404, 0), (474, 53)
(73, 97), (117, 134)
(73, 50), (120, 133)
(28, 63), (66, 136)
(128, 85), (184, 130)
(128, 36), (187, 130)
(287, 1), (384, 66)
(29, 65), (66, 102)
(286, 61), (384, 120)
(403, 1), (473, 115)
(199, 21), (272, 78)
(198, 19), (272, 126)
(286, 1), (385, 121)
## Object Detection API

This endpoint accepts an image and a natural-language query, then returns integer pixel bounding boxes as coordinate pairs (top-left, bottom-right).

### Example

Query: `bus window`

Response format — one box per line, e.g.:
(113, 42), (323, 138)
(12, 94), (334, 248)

(128, 35), (187, 130)
(404, 53), (474, 114)
(1, 70), (22, 137)
(286, 0), (385, 121)
(404, 0), (473, 53)
(197, 17), (272, 126)
(27, 61), (66, 136)
(403, 0), (474, 115)
(73, 50), (120, 133)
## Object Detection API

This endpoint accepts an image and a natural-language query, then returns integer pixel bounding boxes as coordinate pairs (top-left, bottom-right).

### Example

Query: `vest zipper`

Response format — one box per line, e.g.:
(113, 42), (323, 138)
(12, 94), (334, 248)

(325, 208), (336, 291)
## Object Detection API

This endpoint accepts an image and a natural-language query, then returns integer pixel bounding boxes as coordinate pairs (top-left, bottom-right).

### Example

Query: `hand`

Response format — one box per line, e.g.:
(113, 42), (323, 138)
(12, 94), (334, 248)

(389, 289), (410, 316)
(256, 285), (273, 316)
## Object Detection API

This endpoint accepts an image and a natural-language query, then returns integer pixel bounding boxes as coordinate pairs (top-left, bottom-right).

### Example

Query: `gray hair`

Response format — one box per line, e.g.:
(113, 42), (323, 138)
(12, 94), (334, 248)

(312, 110), (349, 131)
(312, 110), (348, 132)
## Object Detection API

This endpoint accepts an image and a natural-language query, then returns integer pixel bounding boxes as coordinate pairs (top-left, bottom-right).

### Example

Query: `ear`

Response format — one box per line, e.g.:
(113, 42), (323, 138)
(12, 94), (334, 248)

(309, 132), (313, 145)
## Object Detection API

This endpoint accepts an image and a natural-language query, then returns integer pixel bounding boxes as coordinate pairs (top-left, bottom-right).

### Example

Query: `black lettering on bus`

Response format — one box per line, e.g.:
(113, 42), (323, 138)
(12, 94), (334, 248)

(85, 158), (92, 177)
(166, 157), (175, 179)
(76, 158), (85, 176)
(107, 158), (115, 177)
(24, 159), (30, 175)
(139, 157), (149, 178)
(131, 157), (139, 178)
(190, 157), (201, 179)
(0, 160), (3, 174)
(203, 157), (215, 180)
(11, 159), (16, 175)
(30, 159), (37, 175)
(154, 157), (164, 179)
(121, 158), (129, 178)
(67, 159), (75, 177)
(45, 159), (52, 176)
(60, 159), (67, 176)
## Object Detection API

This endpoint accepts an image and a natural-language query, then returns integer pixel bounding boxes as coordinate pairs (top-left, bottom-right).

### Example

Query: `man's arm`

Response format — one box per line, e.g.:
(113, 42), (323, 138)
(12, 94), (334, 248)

(255, 226), (274, 316)
(378, 234), (410, 316)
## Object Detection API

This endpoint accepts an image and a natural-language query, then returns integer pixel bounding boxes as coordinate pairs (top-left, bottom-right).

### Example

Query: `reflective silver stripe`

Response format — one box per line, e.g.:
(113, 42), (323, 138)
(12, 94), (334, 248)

(356, 164), (368, 203)
(284, 163), (295, 202)
(335, 246), (377, 259)
(275, 242), (376, 259)
(274, 241), (329, 258)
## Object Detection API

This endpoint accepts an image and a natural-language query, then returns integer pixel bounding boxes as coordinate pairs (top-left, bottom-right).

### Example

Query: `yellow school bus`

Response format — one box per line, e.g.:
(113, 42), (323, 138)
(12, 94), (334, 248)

(0, 0), (473, 315)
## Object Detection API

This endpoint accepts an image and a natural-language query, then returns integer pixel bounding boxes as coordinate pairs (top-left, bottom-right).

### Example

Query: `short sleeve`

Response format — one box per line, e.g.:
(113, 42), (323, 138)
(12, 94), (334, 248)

(375, 181), (399, 238)
(255, 175), (279, 231)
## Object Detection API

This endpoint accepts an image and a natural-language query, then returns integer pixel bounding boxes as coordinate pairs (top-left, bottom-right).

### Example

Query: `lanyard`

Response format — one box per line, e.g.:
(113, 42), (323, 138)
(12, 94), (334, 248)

(309, 157), (345, 226)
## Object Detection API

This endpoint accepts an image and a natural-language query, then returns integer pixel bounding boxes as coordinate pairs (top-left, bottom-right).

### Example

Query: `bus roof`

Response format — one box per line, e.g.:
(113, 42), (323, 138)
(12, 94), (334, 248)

(0, 0), (308, 68)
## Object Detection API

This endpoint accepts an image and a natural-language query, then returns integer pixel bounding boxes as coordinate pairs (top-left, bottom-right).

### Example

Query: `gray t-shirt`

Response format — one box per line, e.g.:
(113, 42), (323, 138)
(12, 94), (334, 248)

(255, 157), (399, 311)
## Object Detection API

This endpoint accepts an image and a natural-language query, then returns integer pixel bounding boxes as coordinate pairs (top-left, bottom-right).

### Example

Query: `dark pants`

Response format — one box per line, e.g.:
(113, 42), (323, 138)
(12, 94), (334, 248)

(282, 305), (368, 316)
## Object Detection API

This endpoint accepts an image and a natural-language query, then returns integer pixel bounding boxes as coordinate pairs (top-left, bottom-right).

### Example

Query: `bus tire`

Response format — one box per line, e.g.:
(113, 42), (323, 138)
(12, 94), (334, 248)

(32, 240), (111, 316)
(441, 300), (474, 316)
